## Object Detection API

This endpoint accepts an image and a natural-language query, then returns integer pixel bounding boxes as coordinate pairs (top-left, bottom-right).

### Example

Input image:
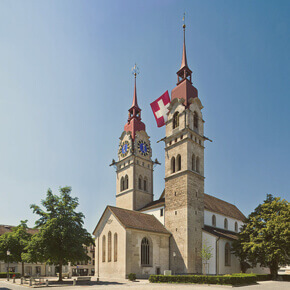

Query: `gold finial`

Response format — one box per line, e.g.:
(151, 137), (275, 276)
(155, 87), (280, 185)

(132, 63), (140, 78)
(182, 12), (186, 29)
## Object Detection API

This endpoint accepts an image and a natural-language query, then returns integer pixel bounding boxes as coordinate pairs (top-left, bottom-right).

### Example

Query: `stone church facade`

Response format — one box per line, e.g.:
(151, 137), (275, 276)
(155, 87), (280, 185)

(93, 26), (269, 278)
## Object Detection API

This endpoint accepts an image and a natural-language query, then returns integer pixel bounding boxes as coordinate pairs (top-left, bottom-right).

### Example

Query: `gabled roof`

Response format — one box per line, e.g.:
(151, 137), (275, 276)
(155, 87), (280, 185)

(203, 225), (238, 241)
(204, 194), (246, 221)
(139, 190), (246, 222)
(93, 206), (170, 236)
(0, 225), (38, 236)
(138, 198), (165, 211)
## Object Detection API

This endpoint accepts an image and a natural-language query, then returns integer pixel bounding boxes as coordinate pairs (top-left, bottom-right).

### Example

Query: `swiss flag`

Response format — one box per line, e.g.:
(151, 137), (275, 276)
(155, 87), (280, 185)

(150, 91), (171, 127)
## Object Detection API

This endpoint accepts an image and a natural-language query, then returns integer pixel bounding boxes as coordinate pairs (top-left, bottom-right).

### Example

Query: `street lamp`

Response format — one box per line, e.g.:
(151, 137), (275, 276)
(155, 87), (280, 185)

(7, 250), (10, 281)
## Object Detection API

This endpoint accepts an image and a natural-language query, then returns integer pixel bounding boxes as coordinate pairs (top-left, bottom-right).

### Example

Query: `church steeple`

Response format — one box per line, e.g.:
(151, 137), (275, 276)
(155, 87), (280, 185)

(124, 64), (145, 140)
(171, 18), (198, 107)
(177, 17), (192, 84)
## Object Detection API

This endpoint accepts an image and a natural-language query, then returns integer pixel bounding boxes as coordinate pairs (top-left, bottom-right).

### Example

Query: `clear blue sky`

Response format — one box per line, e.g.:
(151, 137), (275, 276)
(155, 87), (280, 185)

(0, 0), (289, 233)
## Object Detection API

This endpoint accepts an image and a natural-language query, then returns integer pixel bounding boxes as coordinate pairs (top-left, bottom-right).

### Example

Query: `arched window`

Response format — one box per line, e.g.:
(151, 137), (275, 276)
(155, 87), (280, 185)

(212, 215), (216, 227)
(173, 112), (179, 129)
(114, 233), (118, 262)
(225, 243), (231, 266)
(224, 218), (228, 230)
(144, 177), (147, 192)
(192, 154), (196, 171)
(141, 237), (150, 266)
(102, 235), (106, 262)
(235, 222), (238, 232)
(125, 175), (129, 190)
(196, 156), (200, 173)
(171, 157), (176, 173)
(108, 231), (112, 262)
(177, 155), (181, 171)
(120, 177), (124, 191)
(138, 176), (143, 190)
(194, 111), (198, 130)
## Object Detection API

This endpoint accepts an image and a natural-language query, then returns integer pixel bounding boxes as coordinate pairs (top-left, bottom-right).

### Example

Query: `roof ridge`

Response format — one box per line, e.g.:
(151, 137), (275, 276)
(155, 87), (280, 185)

(204, 193), (237, 208)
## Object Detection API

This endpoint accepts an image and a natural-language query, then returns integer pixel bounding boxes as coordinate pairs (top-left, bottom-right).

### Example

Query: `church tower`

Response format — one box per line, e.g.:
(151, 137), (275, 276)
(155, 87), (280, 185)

(164, 23), (205, 274)
(113, 67), (154, 211)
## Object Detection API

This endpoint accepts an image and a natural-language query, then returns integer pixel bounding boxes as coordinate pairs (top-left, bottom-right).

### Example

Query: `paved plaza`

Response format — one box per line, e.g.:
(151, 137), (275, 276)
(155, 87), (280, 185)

(0, 278), (289, 290)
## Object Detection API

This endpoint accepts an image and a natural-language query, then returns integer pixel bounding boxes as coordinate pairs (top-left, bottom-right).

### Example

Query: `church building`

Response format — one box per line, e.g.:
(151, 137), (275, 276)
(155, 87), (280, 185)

(93, 25), (268, 278)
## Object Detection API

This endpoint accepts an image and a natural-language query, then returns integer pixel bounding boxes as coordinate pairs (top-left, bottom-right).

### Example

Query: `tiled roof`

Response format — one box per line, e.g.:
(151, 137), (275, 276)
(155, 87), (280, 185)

(140, 190), (246, 222)
(138, 198), (165, 211)
(203, 225), (238, 241)
(204, 194), (246, 221)
(108, 206), (170, 235)
(0, 225), (38, 236)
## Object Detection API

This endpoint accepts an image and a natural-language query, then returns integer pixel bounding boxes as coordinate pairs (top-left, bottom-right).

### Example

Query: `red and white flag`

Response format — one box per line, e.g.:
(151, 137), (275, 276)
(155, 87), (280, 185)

(150, 91), (171, 127)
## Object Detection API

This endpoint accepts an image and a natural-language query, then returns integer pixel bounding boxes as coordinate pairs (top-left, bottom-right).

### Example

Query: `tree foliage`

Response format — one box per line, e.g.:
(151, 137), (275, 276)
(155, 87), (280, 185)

(232, 194), (290, 278)
(24, 187), (94, 281)
(0, 220), (32, 276)
(201, 240), (213, 274)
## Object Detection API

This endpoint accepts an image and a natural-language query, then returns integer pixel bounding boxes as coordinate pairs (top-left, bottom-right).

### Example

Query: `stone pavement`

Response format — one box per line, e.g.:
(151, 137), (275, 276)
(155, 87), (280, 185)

(0, 278), (289, 290)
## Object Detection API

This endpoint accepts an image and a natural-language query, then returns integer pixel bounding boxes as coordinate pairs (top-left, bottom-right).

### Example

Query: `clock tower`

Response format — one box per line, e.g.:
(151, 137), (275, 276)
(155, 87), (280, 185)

(113, 67), (154, 211)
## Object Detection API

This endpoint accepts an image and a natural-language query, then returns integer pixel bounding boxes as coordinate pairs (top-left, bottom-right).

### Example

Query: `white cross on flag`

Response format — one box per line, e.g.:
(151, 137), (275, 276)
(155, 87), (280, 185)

(150, 91), (171, 127)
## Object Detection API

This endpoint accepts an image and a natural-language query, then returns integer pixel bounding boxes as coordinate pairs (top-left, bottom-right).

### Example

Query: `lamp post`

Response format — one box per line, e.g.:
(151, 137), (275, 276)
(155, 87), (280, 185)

(7, 250), (10, 281)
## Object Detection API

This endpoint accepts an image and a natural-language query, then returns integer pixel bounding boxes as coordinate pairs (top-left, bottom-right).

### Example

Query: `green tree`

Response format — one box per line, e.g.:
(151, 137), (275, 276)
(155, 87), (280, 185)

(201, 240), (213, 274)
(232, 194), (290, 279)
(0, 220), (32, 276)
(24, 187), (94, 281)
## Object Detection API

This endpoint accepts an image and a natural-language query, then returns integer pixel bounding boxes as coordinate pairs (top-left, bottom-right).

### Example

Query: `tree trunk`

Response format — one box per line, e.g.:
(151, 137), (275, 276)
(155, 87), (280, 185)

(270, 261), (279, 280)
(58, 261), (63, 282)
(22, 262), (24, 277)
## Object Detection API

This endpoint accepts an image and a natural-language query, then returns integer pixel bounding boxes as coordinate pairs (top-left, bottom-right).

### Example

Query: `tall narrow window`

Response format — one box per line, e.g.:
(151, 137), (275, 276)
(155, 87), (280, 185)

(102, 235), (106, 262)
(196, 156), (200, 173)
(235, 222), (238, 232)
(138, 176), (142, 190)
(125, 175), (129, 190)
(225, 243), (231, 266)
(108, 232), (112, 262)
(120, 177), (124, 191)
(192, 154), (196, 171)
(114, 233), (118, 262)
(212, 215), (216, 227)
(177, 155), (181, 171)
(141, 237), (150, 266)
(173, 112), (179, 129)
(194, 111), (198, 130)
(144, 178), (147, 191)
(171, 157), (176, 173)
(224, 218), (228, 230)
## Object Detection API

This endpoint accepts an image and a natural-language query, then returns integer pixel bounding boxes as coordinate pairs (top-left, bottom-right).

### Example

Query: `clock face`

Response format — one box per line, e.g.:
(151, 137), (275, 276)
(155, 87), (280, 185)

(119, 141), (130, 157)
(137, 140), (150, 156)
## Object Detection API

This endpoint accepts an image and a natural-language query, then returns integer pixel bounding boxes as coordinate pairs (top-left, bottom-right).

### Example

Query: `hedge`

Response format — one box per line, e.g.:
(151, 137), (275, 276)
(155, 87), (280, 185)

(149, 273), (257, 286)
(0, 272), (21, 278)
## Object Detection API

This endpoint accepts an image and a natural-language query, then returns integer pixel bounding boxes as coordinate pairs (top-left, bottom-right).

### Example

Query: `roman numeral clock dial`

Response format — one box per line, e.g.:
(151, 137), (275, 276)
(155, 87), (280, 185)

(137, 140), (150, 156)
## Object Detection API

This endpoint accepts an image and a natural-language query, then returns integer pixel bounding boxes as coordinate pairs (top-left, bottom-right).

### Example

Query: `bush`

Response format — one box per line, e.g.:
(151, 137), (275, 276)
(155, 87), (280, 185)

(149, 274), (257, 286)
(0, 272), (21, 278)
(128, 273), (136, 281)
(279, 275), (290, 282)
(255, 274), (273, 281)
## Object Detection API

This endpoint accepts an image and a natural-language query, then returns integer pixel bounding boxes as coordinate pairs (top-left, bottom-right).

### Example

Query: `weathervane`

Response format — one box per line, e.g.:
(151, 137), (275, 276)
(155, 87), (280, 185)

(132, 63), (140, 78)
(183, 12), (186, 30)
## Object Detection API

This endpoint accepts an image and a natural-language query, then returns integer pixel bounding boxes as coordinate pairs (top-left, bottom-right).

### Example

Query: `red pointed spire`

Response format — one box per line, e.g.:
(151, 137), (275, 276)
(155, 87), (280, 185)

(180, 23), (188, 69)
(124, 65), (145, 140)
(130, 73), (140, 110)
